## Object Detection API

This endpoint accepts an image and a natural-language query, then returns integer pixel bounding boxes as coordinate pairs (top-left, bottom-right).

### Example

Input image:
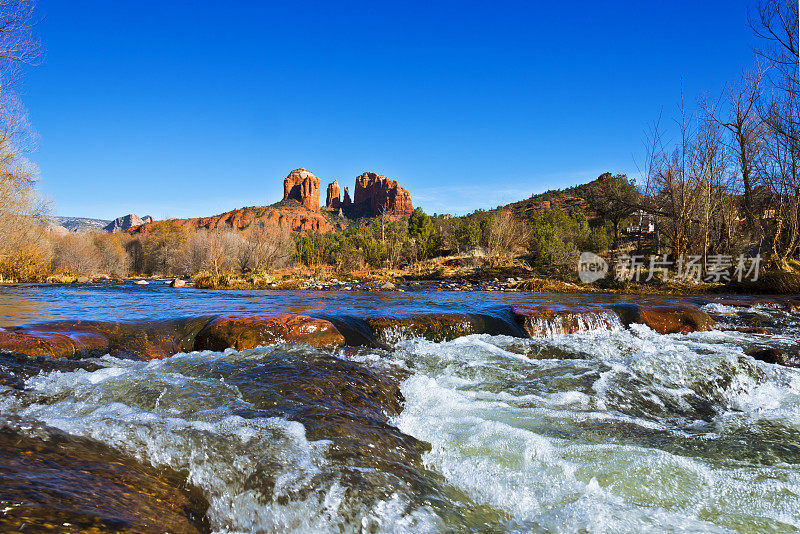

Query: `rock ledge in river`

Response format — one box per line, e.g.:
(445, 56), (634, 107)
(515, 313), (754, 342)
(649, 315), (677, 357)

(194, 313), (346, 351)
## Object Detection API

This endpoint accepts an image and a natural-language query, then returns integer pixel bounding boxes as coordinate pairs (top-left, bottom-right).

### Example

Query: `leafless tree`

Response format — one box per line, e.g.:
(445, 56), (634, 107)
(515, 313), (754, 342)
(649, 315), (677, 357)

(0, 1), (44, 278)
(236, 223), (292, 272)
(705, 70), (766, 236)
(487, 210), (530, 260)
(50, 234), (101, 275)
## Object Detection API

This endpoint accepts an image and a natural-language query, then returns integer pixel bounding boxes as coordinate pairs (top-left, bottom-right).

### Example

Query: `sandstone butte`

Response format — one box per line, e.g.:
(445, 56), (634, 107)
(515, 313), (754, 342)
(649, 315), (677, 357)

(349, 172), (414, 218)
(132, 168), (414, 236)
(326, 180), (341, 210)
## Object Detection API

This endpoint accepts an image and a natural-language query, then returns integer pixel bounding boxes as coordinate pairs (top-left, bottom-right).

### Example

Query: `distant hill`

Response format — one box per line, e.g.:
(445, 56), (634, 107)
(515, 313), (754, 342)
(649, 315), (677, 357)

(54, 216), (112, 233)
(496, 173), (607, 219)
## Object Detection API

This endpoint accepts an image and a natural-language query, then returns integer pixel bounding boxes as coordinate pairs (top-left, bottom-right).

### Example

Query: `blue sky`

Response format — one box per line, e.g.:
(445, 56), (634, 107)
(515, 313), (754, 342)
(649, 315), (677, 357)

(25, 0), (758, 219)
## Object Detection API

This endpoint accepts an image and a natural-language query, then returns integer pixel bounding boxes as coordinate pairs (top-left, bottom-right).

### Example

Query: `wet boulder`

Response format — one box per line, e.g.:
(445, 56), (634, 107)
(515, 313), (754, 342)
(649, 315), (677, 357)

(194, 313), (345, 351)
(0, 329), (110, 359)
(610, 304), (715, 334)
(98, 316), (215, 360)
(364, 313), (477, 344)
(5, 317), (215, 361)
(511, 305), (622, 337)
(0, 424), (210, 533)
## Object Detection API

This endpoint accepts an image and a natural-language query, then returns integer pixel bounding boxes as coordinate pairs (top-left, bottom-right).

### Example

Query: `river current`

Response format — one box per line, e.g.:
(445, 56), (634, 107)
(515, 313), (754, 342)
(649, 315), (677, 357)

(1, 282), (799, 532)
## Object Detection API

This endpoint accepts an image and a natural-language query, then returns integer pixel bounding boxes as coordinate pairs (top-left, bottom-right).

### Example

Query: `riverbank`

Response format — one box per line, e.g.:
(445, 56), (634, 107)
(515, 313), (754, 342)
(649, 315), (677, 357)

(5, 255), (800, 296)
(189, 265), (800, 295)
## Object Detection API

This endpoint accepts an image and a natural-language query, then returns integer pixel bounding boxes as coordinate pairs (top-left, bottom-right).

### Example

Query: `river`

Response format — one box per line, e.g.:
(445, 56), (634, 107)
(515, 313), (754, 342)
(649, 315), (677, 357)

(0, 281), (799, 532)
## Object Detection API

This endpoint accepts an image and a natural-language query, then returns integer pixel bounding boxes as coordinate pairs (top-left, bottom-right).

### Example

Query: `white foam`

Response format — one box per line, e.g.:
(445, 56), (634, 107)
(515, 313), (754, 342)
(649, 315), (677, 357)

(394, 327), (800, 531)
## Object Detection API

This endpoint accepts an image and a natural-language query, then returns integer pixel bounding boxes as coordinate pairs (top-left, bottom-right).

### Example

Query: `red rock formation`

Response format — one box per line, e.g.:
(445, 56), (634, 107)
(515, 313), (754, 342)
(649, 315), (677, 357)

(352, 172), (413, 218)
(283, 168), (321, 211)
(342, 187), (352, 207)
(325, 180), (341, 209)
(135, 205), (335, 236)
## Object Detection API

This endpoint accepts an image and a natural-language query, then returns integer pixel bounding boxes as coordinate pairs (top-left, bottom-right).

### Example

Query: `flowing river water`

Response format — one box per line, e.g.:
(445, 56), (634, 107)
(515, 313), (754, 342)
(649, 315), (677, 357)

(1, 282), (800, 532)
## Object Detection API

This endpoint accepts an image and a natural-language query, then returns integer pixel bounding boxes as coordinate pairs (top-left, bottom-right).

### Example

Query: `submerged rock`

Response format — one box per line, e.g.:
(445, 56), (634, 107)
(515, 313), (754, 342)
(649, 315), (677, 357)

(4, 317), (214, 361)
(701, 296), (800, 311)
(0, 424), (209, 533)
(746, 347), (800, 367)
(194, 313), (345, 351)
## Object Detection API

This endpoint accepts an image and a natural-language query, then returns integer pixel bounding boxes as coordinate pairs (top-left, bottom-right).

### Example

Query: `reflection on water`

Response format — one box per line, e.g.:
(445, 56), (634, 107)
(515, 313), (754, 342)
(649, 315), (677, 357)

(0, 288), (56, 327)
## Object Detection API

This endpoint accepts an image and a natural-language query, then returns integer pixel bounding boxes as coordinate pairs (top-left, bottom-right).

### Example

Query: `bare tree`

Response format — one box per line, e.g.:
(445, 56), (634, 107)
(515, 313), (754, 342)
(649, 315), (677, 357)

(487, 211), (530, 260)
(705, 70), (765, 236)
(236, 223), (293, 272)
(50, 233), (101, 275)
(0, 1), (44, 279)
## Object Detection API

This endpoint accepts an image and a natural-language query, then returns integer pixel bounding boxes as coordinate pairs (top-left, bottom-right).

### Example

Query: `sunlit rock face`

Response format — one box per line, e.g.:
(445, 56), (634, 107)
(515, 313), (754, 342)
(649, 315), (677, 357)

(194, 313), (346, 351)
(325, 180), (340, 209)
(283, 168), (322, 211)
(609, 303), (715, 334)
(352, 172), (413, 218)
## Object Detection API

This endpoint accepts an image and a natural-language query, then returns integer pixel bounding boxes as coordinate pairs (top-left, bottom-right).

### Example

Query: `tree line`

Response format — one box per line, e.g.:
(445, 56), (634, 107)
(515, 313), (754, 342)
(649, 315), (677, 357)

(638, 0), (798, 269)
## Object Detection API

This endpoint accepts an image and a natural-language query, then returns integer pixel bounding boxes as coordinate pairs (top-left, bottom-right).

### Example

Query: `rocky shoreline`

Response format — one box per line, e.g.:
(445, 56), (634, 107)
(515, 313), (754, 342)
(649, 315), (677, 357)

(1, 298), (796, 365)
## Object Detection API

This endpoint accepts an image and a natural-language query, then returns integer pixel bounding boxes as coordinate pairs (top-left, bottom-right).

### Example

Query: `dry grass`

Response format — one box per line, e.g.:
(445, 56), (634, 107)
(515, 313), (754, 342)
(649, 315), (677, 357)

(193, 272), (276, 290)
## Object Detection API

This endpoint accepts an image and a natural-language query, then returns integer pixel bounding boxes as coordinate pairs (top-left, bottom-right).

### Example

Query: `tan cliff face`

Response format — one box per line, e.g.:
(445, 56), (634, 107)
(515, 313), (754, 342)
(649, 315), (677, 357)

(283, 168), (321, 211)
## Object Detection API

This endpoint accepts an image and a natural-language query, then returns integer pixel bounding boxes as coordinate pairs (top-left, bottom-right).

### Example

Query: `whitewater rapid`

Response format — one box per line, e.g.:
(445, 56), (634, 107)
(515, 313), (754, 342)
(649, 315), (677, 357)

(2, 303), (800, 532)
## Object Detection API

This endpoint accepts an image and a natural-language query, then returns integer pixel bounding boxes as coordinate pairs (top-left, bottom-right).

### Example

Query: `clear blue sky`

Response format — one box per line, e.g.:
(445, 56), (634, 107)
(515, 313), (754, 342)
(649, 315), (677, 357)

(25, 0), (758, 220)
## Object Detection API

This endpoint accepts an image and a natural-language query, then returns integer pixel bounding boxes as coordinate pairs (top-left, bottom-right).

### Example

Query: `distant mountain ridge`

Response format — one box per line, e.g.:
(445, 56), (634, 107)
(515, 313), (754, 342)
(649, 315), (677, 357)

(54, 216), (112, 233)
(52, 214), (153, 234)
(134, 167), (414, 236)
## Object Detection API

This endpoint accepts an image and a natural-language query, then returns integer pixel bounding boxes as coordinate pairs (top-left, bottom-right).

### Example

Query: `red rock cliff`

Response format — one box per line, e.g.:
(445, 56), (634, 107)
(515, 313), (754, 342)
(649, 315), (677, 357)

(283, 168), (321, 211)
(352, 172), (413, 218)
(134, 206), (335, 235)
(325, 180), (340, 209)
